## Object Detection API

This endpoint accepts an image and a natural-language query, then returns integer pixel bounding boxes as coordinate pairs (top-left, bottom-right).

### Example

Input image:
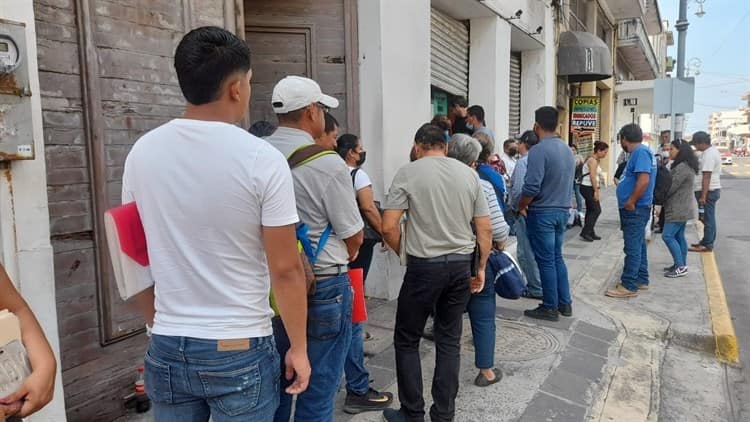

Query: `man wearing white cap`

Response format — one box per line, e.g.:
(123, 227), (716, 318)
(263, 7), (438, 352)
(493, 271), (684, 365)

(265, 76), (374, 421)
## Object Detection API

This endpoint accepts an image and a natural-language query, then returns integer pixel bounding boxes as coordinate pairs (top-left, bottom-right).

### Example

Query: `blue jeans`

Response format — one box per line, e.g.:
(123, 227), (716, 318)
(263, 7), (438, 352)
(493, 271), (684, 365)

(574, 183), (584, 213)
(144, 334), (280, 422)
(514, 214), (542, 296)
(467, 266), (496, 369)
(662, 222), (688, 268)
(344, 322), (369, 395)
(527, 209), (571, 310)
(273, 274), (353, 422)
(620, 207), (652, 291)
(695, 190), (720, 249)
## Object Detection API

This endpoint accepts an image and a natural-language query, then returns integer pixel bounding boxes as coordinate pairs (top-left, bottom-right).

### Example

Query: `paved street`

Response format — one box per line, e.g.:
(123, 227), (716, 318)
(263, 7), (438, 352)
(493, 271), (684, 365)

(714, 156), (750, 421)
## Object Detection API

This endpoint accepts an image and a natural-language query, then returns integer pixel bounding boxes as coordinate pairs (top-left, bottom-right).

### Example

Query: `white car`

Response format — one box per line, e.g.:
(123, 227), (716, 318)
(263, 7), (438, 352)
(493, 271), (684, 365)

(718, 148), (733, 165)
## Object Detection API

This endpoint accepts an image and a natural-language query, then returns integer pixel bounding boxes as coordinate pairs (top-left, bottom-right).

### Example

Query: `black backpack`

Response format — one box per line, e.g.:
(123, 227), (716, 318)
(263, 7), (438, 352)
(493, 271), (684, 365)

(574, 161), (590, 184)
(652, 163), (672, 206)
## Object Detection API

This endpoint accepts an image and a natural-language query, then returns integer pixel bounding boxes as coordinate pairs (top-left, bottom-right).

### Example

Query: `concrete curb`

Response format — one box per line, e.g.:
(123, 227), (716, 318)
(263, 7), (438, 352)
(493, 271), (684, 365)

(701, 251), (740, 364)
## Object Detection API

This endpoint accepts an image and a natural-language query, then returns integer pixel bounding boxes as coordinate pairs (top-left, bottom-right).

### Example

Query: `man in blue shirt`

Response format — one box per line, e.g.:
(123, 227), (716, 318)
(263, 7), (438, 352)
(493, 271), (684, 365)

(518, 107), (575, 321)
(606, 123), (657, 298)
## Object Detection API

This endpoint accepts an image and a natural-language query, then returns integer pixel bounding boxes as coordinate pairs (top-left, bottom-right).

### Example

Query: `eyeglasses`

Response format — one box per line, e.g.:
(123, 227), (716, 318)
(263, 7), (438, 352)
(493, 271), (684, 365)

(315, 102), (330, 113)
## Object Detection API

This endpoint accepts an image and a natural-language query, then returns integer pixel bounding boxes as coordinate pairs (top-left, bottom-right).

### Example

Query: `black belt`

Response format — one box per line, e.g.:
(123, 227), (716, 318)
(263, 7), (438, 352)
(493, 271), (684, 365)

(314, 264), (349, 277)
(407, 254), (473, 265)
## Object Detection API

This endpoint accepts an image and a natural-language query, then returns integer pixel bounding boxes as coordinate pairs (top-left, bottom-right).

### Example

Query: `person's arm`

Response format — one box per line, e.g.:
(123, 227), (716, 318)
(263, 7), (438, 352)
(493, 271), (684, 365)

(700, 172), (711, 205)
(519, 148), (543, 215)
(356, 186), (382, 235)
(322, 162), (364, 262)
(132, 287), (155, 327)
(263, 225), (310, 395)
(382, 209), (405, 253)
(0, 265), (56, 419)
(343, 232), (364, 262)
(472, 215), (492, 293)
(624, 173), (650, 210)
(587, 157), (600, 201)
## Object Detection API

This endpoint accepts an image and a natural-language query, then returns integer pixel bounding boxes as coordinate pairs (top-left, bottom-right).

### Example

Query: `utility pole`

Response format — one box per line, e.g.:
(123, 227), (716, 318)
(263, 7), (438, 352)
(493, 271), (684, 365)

(674, 0), (689, 139)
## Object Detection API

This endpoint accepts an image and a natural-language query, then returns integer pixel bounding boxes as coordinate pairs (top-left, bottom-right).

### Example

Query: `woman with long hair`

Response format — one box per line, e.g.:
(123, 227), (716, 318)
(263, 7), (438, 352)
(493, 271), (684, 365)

(579, 141), (609, 241)
(662, 139), (699, 278)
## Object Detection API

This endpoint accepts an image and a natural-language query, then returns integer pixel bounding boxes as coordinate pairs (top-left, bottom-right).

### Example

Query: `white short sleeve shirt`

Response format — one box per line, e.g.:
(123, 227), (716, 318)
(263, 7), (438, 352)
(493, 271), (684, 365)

(122, 119), (298, 340)
(694, 146), (722, 191)
(348, 166), (373, 192)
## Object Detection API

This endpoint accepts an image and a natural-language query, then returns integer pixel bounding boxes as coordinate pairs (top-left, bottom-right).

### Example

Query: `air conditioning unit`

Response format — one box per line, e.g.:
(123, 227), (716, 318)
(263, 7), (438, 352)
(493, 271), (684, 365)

(665, 56), (675, 73)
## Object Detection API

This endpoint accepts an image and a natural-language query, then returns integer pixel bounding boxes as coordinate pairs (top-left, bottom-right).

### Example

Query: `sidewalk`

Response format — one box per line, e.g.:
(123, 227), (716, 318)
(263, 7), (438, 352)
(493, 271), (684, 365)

(119, 188), (736, 422)
(338, 188), (735, 422)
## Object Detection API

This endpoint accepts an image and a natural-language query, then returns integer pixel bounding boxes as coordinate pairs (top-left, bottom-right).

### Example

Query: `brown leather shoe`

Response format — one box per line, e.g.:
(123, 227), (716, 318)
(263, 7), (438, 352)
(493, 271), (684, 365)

(688, 245), (712, 253)
(605, 285), (638, 298)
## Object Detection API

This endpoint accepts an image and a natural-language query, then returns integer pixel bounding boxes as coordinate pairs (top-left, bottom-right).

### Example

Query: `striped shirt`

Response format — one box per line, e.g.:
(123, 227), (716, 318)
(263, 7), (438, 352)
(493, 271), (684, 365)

(480, 179), (510, 243)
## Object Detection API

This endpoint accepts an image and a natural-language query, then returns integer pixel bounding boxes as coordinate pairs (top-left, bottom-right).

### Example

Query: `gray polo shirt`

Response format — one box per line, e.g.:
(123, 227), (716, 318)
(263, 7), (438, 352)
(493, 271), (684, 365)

(265, 127), (363, 271)
(385, 156), (489, 258)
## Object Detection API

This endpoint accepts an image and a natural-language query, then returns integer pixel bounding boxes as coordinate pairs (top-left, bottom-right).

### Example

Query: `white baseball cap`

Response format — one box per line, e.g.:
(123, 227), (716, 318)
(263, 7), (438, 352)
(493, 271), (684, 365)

(271, 76), (339, 113)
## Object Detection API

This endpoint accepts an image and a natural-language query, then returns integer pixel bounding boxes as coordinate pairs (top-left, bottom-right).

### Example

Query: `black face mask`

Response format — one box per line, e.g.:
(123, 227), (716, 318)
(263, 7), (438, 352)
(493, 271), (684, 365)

(508, 148), (519, 157)
(356, 151), (367, 166)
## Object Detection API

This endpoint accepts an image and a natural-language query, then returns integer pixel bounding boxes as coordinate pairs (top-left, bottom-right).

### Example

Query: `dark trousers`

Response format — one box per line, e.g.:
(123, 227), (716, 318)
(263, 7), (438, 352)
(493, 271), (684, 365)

(579, 185), (601, 237)
(394, 260), (471, 422)
(350, 238), (378, 281)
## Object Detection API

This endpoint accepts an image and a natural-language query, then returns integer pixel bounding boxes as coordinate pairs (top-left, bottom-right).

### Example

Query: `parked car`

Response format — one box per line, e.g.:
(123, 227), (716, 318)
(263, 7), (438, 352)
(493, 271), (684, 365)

(718, 147), (733, 165)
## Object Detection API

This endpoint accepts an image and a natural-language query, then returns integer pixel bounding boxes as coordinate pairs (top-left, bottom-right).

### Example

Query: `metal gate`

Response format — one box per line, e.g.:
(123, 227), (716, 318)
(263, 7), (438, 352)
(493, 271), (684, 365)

(509, 52), (522, 136)
(430, 8), (469, 97)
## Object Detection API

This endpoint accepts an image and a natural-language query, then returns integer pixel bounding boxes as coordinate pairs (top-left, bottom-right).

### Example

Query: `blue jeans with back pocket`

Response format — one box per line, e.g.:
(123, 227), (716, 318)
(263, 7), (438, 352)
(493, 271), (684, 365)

(273, 274), (353, 422)
(144, 334), (280, 422)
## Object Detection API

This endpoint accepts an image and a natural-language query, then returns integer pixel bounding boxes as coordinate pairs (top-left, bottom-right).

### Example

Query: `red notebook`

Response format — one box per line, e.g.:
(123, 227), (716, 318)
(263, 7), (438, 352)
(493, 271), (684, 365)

(104, 202), (154, 300)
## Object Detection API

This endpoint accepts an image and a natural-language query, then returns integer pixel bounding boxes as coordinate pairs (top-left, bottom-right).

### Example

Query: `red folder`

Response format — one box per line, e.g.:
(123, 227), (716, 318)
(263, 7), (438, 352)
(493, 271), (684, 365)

(348, 268), (368, 323)
(104, 202), (154, 300)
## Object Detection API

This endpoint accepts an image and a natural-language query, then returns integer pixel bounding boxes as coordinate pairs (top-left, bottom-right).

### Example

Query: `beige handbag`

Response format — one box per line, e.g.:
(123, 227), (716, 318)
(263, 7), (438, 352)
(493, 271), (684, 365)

(0, 310), (31, 398)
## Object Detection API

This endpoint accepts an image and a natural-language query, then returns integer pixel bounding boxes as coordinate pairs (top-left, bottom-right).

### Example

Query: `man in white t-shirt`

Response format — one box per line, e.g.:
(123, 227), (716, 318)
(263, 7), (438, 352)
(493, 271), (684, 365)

(690, 131), (722, 252)
(122, 27), (310, 420)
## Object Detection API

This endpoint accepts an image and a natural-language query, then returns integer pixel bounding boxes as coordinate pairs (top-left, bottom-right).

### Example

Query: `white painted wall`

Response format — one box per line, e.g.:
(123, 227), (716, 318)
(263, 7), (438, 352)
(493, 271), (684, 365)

(358, 0), (431, 299)
(0, 2), (66, 421)
(469, 16), (511, 145)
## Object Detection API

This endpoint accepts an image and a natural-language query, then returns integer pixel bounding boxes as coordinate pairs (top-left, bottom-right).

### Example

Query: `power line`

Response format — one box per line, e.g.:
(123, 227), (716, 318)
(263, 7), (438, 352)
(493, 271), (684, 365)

(707, 9), (750, 60)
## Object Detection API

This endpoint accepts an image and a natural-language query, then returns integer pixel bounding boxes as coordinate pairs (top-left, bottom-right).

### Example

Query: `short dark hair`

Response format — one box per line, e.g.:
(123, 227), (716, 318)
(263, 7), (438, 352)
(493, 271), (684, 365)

(467, 105), (485, 123)
(324, 113), (339, 134)
(691, 131), (711, 145)
(276, 108), (306, 124)
(248, 120), (276, 138)
(414, 123), (446, 149)
(431, 114), (451, 132)
(618, 123), (643, 143)
(335, 133), (359, 159)
(174, 26), (251, 105)
(535, 106), (558, 132)
(660, 130), (671, 135)
(451, 97), (468, 108)
(503, 138), (517, 150)
(594, 141), (609, 152)
(518, 130), (539, 148)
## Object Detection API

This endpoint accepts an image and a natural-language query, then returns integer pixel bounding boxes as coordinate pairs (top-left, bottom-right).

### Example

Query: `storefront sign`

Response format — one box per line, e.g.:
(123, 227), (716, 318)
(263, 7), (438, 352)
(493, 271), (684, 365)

(571, 96), (600, 155)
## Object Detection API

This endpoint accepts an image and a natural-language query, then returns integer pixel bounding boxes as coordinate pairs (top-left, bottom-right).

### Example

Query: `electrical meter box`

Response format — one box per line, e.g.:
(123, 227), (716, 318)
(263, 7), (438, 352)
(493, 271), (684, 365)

(0, 19), (34, 161)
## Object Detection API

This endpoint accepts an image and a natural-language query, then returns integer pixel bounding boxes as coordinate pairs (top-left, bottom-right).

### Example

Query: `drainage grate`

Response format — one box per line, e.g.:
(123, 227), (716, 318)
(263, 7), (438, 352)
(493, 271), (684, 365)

(464, 320), (561, 361)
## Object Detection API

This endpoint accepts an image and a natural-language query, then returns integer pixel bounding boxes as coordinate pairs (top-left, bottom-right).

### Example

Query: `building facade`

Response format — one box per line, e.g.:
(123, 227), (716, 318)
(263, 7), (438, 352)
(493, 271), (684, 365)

(6, 0), (555, 420)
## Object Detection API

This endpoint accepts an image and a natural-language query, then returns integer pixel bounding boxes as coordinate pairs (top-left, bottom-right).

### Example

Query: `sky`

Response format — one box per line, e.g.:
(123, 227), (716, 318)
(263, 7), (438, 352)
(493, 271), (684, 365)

(658, 0), (750, 133)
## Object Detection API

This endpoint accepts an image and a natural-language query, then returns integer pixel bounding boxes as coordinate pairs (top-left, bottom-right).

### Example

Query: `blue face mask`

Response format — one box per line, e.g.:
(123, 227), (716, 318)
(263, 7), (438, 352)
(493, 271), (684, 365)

(466, 123), (474, 131)
(444, 131), (451, 141)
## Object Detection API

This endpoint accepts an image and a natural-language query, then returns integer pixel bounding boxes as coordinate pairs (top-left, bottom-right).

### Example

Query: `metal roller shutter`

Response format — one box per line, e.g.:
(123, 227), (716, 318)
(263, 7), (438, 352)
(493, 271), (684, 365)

(509, 52), (522, 137)
(430, 8), (469, 97)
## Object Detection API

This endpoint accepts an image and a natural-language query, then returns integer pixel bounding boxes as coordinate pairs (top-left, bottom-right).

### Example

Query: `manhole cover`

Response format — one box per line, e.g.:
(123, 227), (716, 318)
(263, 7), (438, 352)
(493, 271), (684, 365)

(464, 319), (561, 361)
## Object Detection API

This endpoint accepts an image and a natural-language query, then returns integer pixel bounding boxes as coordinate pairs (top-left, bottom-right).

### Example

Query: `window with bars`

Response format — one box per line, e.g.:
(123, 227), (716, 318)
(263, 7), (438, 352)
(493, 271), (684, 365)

(568, 0), (587, 32)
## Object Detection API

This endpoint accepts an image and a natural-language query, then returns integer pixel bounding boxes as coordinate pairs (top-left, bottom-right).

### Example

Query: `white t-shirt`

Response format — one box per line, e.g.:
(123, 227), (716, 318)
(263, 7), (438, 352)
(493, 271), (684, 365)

(694, 146), (722, 191)
(348, 166), (373, 192)
(500, 152), (517, 179)
(122, 119), (299, 340)
(581, 158), (602, 187)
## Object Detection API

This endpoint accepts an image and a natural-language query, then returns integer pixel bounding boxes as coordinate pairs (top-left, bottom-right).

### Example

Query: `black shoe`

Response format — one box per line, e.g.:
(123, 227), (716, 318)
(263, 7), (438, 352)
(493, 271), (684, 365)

(558, 303), (573, 317)
(524, 305), (559, 321)
(591, 234), (602, 240)
(663, 265), (675, 272)
(580, 234), (594, 242)
(522, 290), (544, 300)
(344, 388), (394, 414)
(382, 408), (408, 422)
(474, 368), (503, 387)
